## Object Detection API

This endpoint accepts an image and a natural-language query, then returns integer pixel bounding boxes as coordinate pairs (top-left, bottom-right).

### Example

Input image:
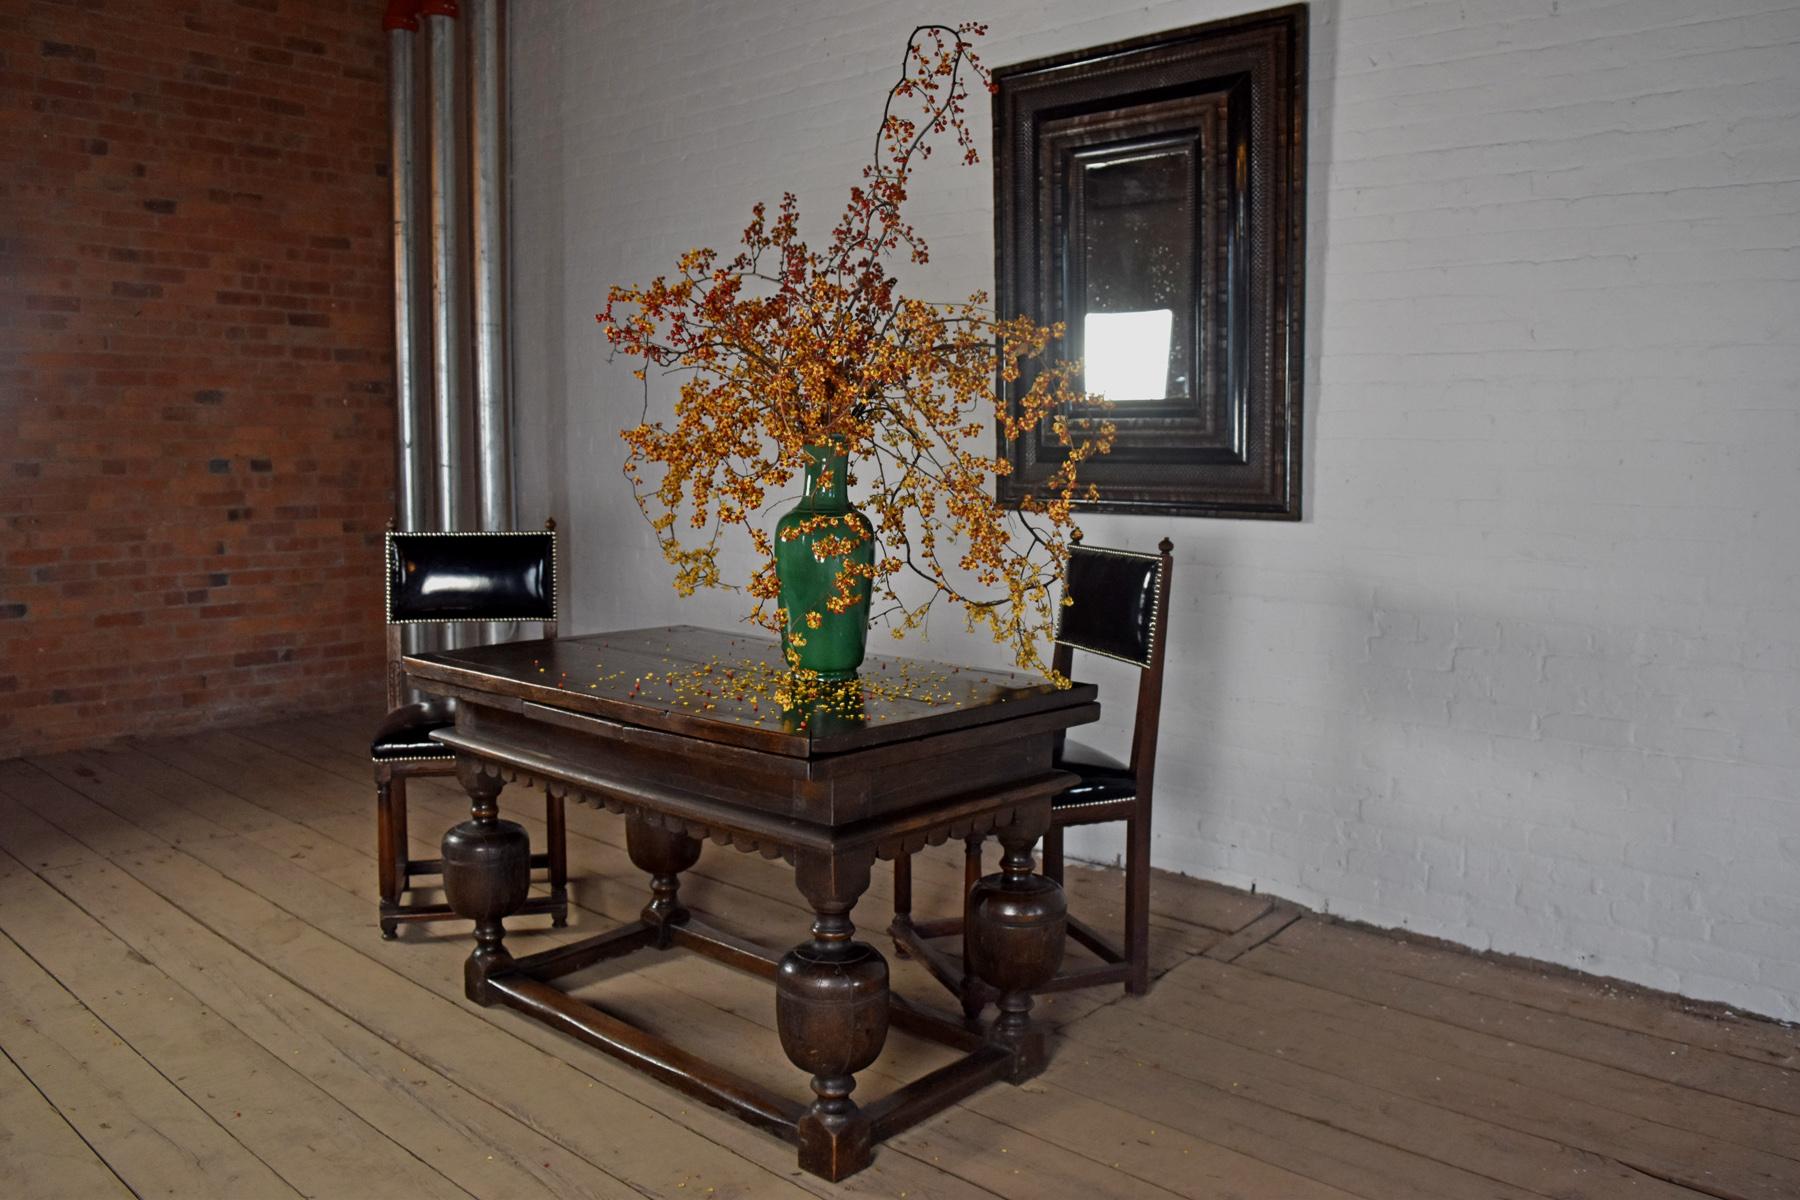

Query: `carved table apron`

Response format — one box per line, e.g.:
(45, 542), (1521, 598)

(404, 626), (1098, 1182)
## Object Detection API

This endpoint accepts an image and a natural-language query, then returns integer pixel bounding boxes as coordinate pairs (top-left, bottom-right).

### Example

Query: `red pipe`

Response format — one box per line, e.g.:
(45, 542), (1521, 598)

(382, 0), (420, 32)
(418, 0), (459, 17)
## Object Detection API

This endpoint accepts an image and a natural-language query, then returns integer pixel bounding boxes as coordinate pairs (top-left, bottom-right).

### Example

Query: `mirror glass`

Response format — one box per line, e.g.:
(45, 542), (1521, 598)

(1074, 144), (1194, 403)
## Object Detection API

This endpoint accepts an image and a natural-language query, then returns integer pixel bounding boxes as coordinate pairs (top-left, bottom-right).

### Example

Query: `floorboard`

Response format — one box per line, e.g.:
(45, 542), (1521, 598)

(0, 822), (469, 1199)
(0, 789), (639, 1199)
(1240, 932), (1800, 1119)
(0, 708), (1791, 1200)
(0, 1042), (134, 1200)
(1158, 954), (1800, 1169)
(1265, 918), (1800, 1071)
(1134, 957), (1798, 1198)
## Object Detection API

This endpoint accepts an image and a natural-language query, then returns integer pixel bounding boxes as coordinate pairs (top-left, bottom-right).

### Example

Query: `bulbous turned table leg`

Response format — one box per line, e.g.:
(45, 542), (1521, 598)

(968, 817), (1066, 1082)
(777, 851), (888, 1181)
(626, 815), (701, 946)
(442, 759), (531, 1005)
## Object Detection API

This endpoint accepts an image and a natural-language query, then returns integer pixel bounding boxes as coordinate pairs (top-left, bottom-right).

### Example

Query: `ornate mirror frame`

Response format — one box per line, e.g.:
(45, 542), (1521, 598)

(994, 5), (1307, 520)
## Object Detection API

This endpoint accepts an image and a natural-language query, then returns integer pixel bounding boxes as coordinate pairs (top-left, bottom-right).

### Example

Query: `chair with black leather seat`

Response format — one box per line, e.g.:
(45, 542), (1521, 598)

(889, 534), (1172, 1010)
(373, 522), (569, 938)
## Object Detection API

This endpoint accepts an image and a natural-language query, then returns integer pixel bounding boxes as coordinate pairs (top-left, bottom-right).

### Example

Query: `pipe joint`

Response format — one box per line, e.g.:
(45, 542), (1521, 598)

(382, 0), (421, 32)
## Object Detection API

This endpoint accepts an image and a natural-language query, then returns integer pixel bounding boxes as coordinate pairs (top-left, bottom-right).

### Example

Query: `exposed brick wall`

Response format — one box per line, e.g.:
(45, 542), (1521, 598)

(0, 0), (394, 757)
(510, 1), (1800, 1019)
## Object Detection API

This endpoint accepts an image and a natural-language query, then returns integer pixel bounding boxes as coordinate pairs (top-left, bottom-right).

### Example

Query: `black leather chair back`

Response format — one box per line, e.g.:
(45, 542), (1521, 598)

(385, 531), (557, 624)
(1055, 545), (1165, 667)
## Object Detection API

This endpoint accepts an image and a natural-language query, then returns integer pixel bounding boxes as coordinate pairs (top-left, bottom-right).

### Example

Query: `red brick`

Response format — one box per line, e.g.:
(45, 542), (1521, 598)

(0, 0), (392, 757)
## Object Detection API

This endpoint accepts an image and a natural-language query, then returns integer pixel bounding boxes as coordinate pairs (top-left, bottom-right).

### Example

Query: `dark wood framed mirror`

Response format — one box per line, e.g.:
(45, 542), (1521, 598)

(994, 5), (1307, 519)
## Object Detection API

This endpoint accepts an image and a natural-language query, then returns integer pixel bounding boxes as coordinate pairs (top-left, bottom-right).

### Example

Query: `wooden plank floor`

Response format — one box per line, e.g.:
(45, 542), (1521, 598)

(0, 709), (1794, 1200)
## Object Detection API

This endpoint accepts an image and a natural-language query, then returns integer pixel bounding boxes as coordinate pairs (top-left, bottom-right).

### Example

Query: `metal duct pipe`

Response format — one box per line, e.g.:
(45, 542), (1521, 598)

(385, 0), (429, 538)
(468, 0), (511, 538)
(467, 0), (512, 645)
(423, 0), (465, 646)
(424, 0), (464, 537)
(384, 0), (429, 655)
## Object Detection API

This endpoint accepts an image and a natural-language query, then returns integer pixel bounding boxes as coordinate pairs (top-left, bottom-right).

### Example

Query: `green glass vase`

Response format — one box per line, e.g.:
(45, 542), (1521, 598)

(775, 443), (874, 679)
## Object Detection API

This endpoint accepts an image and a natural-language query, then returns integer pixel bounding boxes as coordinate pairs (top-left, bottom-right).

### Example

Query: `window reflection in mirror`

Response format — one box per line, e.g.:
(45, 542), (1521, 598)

(1082, 309), (1173, 402)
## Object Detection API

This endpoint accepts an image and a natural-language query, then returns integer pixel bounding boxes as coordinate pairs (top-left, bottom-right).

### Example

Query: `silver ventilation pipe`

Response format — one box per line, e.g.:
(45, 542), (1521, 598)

(467, 0), (513, 644)
(384, 0), (429, 655)
(423, 0), (466, 645)
(424, 0), (465, 537)
(468, 0), (511, 535)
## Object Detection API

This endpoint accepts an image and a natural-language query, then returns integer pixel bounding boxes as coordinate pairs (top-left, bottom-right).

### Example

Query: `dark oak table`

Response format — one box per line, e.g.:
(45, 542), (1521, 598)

(404, 625), (1099, 1181)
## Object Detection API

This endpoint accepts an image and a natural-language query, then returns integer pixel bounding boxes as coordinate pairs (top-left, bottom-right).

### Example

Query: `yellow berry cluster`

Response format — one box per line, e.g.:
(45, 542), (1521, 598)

(591, 654), (971, 728)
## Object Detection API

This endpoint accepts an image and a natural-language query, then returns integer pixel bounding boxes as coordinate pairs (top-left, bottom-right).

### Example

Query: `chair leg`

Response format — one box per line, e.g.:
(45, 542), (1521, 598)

(958, 835), (983, 1019)
(1042, 824), (1065, 886)
(1124, 804), (1152, 995)
(893, 851), (912, 919)
(391, 776), (411, 891)
(546, 792), (569, 927)
(889, 852), (912, 959)
(376, 779), (399, 940)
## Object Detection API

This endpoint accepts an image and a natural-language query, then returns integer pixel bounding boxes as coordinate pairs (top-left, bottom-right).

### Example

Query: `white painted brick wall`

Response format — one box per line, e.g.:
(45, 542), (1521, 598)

(507, 0), (1800, 1020)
